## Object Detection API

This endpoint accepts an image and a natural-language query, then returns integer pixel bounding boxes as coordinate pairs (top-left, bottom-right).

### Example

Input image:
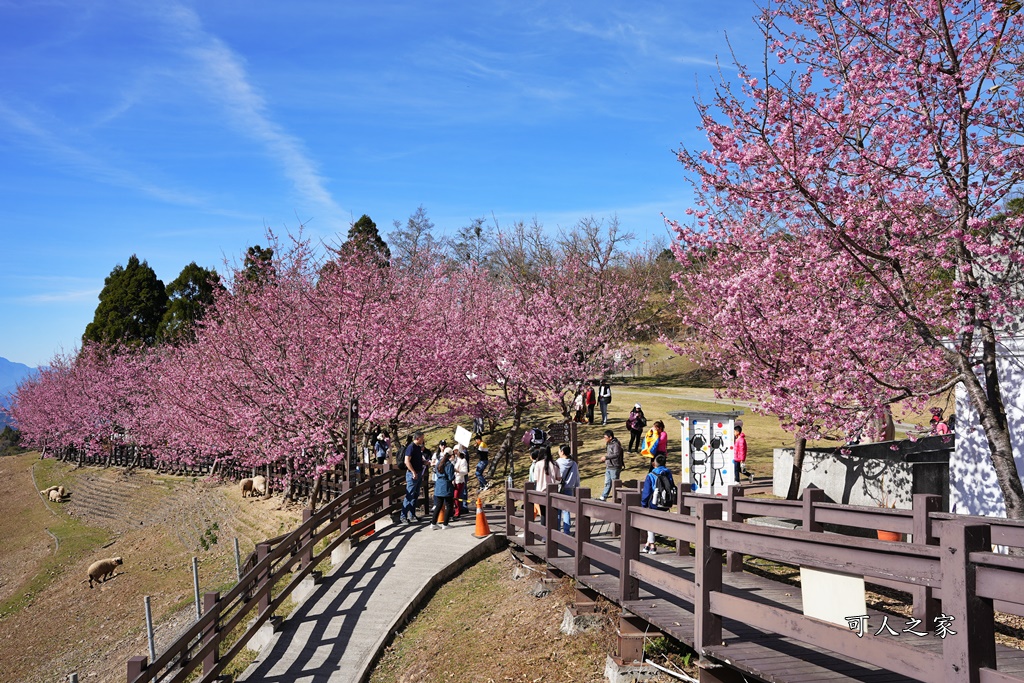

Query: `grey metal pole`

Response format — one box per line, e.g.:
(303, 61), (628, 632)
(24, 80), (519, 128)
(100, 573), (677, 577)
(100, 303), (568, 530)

(144, 596), (156, 663)
(68, 674), (78, 683)
(192, 557), (201, 620)
(234, 538), (242, 581)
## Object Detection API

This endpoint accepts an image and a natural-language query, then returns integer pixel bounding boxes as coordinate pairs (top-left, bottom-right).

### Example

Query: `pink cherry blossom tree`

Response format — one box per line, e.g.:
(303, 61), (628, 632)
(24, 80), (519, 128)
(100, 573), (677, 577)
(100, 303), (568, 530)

(670, 0), (1024, 515)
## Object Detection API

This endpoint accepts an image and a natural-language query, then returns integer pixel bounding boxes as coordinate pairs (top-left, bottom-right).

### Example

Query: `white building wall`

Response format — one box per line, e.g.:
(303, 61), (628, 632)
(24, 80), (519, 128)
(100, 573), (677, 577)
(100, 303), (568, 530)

(951, 338), (1024, 517)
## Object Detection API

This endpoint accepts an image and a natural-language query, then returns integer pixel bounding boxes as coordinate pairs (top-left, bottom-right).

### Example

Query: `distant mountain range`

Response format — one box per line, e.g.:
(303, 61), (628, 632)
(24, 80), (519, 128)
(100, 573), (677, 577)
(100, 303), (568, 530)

(0, 357), (39, 427)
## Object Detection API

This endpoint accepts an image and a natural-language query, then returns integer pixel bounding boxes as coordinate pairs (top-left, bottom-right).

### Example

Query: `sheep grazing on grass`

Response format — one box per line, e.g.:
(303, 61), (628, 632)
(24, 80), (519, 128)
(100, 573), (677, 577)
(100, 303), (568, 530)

(48, 489), (62, 502)
(88, 557), (123, 588)
(40, 485), (60, 495)
(252, 475), (267, 497)
(240, 478), (254, 498)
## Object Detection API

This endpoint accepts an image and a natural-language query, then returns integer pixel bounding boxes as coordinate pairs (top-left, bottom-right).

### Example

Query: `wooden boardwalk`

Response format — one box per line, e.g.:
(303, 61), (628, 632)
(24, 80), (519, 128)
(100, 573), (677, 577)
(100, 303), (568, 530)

(507, 484), (1024, 683)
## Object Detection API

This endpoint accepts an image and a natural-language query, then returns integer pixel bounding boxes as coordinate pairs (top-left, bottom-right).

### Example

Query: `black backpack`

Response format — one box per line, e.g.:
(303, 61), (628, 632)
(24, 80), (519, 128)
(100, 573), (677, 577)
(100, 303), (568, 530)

(529, 427), (547, 446)
(651, 471), (676, 510)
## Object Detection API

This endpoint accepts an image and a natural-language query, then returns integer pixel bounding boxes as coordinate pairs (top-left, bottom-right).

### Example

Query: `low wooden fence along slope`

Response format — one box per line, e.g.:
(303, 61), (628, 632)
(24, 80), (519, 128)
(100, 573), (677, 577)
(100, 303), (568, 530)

(125, 465), (404, 683)
(506, 480), (1024, 683)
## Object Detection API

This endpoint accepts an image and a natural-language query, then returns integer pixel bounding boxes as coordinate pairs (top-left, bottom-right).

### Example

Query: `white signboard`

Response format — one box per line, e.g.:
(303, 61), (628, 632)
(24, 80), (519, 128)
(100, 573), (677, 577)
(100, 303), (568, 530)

(454, 425), (473, 449)
(800, 567), (866, 627)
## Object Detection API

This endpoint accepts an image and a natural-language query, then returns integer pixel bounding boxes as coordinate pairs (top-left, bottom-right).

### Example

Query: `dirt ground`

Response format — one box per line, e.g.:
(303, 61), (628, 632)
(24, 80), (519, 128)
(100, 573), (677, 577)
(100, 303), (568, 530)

(0, 452), (301, 683)
(369, 550), (687, 683)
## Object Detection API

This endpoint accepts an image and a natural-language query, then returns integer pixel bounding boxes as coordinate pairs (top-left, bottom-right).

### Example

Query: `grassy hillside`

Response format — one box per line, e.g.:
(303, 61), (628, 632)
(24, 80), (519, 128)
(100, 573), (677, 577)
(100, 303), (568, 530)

(0, 454), (301, 683)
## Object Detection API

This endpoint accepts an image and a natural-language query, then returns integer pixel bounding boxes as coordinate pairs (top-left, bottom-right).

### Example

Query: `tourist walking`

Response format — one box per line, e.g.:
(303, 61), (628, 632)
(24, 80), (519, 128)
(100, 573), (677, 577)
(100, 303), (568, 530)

(599, 429), (624, 501)
(597, 380), (612, 425)
(401, 432), (426, 523)
(556, 444), (580, 534)
(529, 445), (560, 524)
(640, 454), (676, 554)
(374, 431), (390, 465)
(474, 434), (489, 491)
(584, 383), (597, 424)
(431, 447), (456, 529)
(626, 404), (646, 453)
(453, 446), (469, 517)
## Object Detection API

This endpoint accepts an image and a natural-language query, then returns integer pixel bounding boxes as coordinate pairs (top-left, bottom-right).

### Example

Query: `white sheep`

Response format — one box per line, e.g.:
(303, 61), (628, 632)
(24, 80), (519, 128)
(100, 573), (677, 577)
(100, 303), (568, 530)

(57, 485), (66, 498)
(240, 478), (254, 498)
(48, 489), (62, 502)
(252, 475), (267, 497)
(39, 485), (60, 495)
(88, 557), (123, 588)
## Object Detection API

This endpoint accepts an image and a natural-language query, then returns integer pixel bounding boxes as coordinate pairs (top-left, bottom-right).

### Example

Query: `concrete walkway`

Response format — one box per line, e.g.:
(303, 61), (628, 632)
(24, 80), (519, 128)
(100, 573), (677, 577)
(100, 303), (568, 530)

(237, 511), (505, 683)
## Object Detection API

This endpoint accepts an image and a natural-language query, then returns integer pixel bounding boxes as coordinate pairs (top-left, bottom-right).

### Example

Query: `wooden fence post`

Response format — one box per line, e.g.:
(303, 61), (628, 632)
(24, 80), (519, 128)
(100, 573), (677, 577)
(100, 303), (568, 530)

(695, 500), (724, 653)
(726, 486), (745, 572)
(619, 491), (641, 603)
(912, 493), (941, 627)
(202, 591), (220, 676)
(677, 484), (693, 557)
(300, 509), (313, 571)
(802, 485), (824, 533)
(505, 484), (514, 540)
(575, 487), (591, 577)
(524, 482), (537, 547)
(611, 478), (622, 537)
(941, 521), (995, 682)
(257, 543), (270, 617)
(545, 486), (556, 561)
(126, 656), (147, 683)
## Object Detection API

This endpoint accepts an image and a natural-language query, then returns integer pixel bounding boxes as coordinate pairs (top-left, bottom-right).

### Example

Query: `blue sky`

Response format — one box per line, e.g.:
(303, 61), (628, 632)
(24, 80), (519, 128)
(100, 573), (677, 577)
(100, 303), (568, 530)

(0, 1), (762, 367)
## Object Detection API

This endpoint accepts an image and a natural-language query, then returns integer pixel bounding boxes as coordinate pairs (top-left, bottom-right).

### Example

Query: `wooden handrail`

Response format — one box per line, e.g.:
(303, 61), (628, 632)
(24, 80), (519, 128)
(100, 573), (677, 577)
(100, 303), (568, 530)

(505, 481), (1024, 683)
(127, 466), (404, 683)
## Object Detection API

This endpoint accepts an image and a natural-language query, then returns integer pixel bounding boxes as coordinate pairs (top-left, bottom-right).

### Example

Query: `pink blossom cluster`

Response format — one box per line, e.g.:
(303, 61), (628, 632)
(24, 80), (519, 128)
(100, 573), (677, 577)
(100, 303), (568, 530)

(10, 234), (641, 475)
(668, 0), (1024, 512)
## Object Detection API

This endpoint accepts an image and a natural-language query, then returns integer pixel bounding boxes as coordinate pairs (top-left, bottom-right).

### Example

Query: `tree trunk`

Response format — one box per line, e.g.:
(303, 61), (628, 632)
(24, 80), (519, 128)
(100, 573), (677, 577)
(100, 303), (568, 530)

(785, 438), (806, 500)
(488, 404), (525, 485)
(309, 473), (322, 512)
(283, 458), (295, 502)
(956, 343), (1024, 520)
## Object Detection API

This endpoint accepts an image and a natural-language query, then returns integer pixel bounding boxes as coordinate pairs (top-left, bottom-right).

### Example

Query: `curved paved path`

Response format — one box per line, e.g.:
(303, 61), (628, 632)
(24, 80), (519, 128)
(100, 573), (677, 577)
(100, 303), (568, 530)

(238, 511), (505, 683)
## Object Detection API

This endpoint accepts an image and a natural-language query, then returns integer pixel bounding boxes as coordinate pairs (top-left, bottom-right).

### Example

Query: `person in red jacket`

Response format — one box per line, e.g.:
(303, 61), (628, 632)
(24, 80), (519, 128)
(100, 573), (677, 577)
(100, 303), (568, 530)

(584, 383), (597, 424)
(733, 423), (750, 482)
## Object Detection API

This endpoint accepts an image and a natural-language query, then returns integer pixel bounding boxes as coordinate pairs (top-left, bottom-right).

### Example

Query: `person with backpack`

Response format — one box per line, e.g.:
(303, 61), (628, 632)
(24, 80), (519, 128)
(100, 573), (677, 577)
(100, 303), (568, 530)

(597, 380), (612, 425)
(640, 454), (676, 554)
(599, 429), (624, 501)
(555, 444), (580, 534)
(431, 447), (456, 529)
(626, 404), (647, 453)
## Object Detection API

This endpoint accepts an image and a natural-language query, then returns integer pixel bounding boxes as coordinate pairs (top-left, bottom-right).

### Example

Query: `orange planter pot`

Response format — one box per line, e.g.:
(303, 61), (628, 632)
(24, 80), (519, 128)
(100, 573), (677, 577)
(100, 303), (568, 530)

(876, 530), (902, 541)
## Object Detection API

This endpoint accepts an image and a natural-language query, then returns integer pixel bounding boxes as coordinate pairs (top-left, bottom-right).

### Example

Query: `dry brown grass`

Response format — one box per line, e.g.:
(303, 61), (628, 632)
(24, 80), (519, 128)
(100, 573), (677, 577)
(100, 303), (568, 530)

(0, 453), (300, 683)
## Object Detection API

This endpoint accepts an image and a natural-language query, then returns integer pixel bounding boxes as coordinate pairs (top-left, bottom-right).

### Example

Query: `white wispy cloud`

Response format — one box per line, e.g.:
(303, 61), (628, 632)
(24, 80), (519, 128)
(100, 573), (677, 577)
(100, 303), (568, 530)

(19, 288), (100, 304)
(164, 3), (344, 224)
(0, 100), (210, 207)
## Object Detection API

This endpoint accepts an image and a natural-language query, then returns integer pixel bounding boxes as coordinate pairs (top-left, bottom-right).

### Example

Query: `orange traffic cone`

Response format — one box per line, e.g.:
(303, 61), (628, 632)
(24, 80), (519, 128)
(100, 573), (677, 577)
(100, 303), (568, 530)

(473, 497), (492, 538)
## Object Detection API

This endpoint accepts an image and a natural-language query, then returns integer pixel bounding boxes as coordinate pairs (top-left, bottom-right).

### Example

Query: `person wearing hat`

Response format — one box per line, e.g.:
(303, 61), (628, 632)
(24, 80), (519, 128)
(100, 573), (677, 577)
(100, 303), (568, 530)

(374, 431), (390, 464)
(626, 403), (647, 453)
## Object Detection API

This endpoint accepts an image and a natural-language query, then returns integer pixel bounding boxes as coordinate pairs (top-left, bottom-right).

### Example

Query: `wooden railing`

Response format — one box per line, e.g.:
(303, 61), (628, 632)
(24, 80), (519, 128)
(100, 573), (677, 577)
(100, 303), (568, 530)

(506, 480), (1024, 683)
(125, 465), (405, 683)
